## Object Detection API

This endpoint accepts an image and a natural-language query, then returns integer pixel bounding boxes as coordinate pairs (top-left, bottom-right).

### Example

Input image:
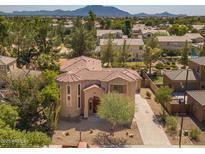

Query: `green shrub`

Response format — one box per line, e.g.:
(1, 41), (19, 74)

(189, 129), (201, 141)
(165, 116), (177, 132)
(156, 62), (164, 69)
(146, 91), (151, 98)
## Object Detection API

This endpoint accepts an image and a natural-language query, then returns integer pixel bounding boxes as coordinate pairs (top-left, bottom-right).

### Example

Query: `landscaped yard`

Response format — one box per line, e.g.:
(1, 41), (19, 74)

(140, 88), (193, 145)
(52, 116), (143, 147)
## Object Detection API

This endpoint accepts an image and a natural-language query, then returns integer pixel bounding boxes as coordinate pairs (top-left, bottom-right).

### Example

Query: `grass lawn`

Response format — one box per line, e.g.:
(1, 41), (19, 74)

(152, 76), (163, 85)
(125, 62), (145, 67)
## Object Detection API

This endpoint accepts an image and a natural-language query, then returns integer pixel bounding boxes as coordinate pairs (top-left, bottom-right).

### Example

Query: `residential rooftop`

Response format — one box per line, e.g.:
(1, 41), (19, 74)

(190, 57), (205, 66)
(157, 36), (192, 42)
(187, 90), (205, 106)
(100, 38), (144, 46)
(164, 69), (198, 81)
(0, 56), (16, 65)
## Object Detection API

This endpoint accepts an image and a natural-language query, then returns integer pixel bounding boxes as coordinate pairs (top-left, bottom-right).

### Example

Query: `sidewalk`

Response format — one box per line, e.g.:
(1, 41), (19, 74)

(134, 94), (171, 146)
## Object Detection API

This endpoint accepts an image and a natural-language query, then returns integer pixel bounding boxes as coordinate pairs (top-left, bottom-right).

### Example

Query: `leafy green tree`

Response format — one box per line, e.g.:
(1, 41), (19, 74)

(0, 104), (18, 129)
(168, 24), (188, 36)
(69, 18), (96, 57)
(86, 10), (96, 32)
(144, 36), (161, 74)
(37, 53), (59, 71)
(97, 93), (135, 133)
(155, 86), (173, 120)
(122, 18), (132, 37)
(0, 129), (51, 148)
(118, 40), (130, 66)
(7, 70), (60, 134)
(181, 41), (189, 66)
(101, 35), (117, 67)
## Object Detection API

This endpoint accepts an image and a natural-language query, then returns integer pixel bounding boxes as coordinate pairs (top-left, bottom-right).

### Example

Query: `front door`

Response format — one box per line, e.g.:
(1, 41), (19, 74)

(92, 96), (100, 113)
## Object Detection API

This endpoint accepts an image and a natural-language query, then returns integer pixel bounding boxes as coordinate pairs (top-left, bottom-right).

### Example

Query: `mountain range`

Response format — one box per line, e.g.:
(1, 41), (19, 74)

(0, 5), (187, 17)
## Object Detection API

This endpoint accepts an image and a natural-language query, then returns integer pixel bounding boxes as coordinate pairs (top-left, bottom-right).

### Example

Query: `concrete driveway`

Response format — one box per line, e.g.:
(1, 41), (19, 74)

(134, 94), (171, 146)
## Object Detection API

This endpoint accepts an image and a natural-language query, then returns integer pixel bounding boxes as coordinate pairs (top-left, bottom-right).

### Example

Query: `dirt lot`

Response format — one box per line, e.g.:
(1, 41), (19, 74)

(52, 116), (143, 147)
(140, 88), (193, 145)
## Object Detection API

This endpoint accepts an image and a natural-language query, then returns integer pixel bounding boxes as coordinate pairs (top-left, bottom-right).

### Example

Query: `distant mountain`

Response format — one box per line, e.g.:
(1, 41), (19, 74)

(0, 5), (187, 17)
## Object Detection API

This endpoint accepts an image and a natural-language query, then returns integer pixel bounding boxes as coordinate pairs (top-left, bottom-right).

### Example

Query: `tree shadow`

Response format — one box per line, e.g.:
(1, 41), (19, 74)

(93, 132), (127, 148)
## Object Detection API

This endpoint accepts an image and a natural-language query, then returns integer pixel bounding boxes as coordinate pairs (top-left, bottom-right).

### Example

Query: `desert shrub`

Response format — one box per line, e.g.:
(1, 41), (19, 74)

(165, 116), (177, 132)
(146, 91), (151, 98)
(189, 129), (201, 141)
(156, 62), (164, 69)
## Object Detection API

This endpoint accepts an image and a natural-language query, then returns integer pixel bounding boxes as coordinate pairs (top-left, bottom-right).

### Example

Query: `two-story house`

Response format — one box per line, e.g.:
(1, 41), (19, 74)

(56, 56), (141, 119)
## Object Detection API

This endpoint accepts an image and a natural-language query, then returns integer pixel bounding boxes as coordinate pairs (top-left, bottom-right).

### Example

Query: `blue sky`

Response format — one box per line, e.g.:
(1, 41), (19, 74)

(0, 5), (205, 16)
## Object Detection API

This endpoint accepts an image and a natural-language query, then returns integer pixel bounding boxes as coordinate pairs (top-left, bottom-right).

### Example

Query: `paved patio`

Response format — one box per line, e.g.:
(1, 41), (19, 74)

(134, 94), (171, 146)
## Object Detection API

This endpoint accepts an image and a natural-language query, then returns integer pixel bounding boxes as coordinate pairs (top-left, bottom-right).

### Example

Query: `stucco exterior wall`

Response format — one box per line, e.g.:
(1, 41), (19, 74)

(159, 42), (187, 50)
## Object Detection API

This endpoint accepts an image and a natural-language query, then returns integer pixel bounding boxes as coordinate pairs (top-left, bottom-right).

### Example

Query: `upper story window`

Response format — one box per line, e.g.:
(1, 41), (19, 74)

(110, 85), (126, 94)
(78, 84), (81, 96)
(67, 85), (71, 95)
(0, 65), (4, 70)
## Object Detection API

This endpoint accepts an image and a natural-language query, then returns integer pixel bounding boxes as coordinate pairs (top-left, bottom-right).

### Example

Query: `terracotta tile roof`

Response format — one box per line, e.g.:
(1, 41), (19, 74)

(100, 38), (144, 46)
(56, 72), (81, 82)
(164, 69), (198, 81)
(187, 90), (205, 105)
(57, 56), (141, 83)
(0, 56), (16, 65)
(60, 56), (102, 73)
(190, 57), (205, 66)
(157, 36), (192, 43)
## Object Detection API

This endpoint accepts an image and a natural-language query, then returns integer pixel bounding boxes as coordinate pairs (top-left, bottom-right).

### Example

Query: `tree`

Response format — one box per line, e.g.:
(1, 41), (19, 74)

(7, 70), (60, 134)
(97, 93), (135, 134)
(0, 104), (18, 129)
(69, 18), (96, 57)
(144, 36), (161, 74)
(0, 128), (51, 148)
(86, 10), (96, 32)
(122, 18), (132, 37)
(101, 35), (117, 67)
(168, 24), (188, 36)
(181, 41), (189, 66)
(37, 53), (59, 71)
(118, 40), (130, 66)
(200, 40), (205, 56)
(155, 86), (173, 120)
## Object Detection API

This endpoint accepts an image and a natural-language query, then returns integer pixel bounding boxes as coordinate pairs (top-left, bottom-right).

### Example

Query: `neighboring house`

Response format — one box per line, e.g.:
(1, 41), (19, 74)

(56, 56), (141, 119)
(141, 29), (169, 38)
(192, 25), (205, 31)
(187, 90), (205, 122)
(100, 38), (144, 58)
(132, 24), (146, 38)
(97, 30), (123, 39)
(157, 36), (192, 50)
(184, 33), (204, 43)
(0, 55), (17, 75)
(0, 55), (41, 88)
(163, 56), (205, 91)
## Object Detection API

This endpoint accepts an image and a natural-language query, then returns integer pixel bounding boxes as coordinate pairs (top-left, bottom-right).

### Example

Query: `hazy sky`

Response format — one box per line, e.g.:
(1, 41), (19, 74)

(0, 5), (205, 16)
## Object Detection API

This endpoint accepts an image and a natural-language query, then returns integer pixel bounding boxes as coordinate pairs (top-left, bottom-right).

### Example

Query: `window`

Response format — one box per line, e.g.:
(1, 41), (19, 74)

(77, 84), (81, 109)
(67, 85), (71, 107)
(0, 65), (4, 70)
(78, 84), (81, 95)
(67, 85), (70, 95)
(110, 85), (126, 93)
(77, 96), (81, 109)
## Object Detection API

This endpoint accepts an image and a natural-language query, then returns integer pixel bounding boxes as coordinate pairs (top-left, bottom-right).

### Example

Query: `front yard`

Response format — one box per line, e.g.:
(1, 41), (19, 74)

(52, 116), (143, 147)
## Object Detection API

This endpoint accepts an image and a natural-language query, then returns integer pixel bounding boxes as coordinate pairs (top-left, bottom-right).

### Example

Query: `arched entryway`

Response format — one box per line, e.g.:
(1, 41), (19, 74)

(83, 85), (104, 118)
(88, 96), (100, 114)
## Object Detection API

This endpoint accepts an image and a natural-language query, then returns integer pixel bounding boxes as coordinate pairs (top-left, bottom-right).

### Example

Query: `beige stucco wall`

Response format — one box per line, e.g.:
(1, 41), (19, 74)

(159, 42), (188, 50)
(58, 77), (141, 118)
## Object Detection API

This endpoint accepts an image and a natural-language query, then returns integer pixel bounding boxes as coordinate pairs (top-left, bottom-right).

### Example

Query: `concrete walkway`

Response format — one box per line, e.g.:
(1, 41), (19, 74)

(134, 94), (171, 146)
